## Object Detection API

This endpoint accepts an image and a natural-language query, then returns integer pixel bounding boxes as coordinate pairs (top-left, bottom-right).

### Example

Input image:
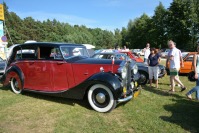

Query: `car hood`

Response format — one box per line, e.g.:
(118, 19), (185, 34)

(66, 56), (122, 65)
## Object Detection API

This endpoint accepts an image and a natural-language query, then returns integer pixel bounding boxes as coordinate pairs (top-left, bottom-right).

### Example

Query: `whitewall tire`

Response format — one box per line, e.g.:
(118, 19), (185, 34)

(11, 78), (22, 94)
(88, 84), (116, 113)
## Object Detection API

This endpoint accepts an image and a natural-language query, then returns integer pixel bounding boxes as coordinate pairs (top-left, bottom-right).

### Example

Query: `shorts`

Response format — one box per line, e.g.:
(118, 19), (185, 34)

(170, 68), (179, 76)
(148, 66), (158, 80)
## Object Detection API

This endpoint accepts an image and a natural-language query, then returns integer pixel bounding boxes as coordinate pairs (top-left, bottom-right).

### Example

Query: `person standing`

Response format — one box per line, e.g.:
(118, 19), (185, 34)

(148, 48), (161, 88)
(143, 43), (150, 63)
(166, 40), (186, 92)
(186, 42), (199, 100)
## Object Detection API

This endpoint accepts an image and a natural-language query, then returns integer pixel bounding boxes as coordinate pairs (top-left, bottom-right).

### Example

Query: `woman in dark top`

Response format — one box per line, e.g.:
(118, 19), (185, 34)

(147, 48), (161, 88)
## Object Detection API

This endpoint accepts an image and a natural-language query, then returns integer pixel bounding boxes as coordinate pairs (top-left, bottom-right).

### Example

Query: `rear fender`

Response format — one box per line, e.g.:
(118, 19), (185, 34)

(2, 65), (24, 89)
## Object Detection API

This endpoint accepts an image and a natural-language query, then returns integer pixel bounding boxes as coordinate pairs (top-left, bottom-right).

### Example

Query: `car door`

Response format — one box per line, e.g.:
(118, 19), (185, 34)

(50, 47), (73, 91)
(25, 46), (52, 91)
(180, 54), (193, 74)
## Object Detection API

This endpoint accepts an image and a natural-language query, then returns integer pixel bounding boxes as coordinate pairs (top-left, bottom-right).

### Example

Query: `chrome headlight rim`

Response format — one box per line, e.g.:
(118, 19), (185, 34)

(158, 67), (161, 75)
(132, 64), (138, 74)
(121, 66), (127, 79)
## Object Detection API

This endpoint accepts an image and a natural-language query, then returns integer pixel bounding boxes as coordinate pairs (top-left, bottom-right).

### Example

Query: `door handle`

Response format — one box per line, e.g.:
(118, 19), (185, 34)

(57, 62), (64, 65)
(29, 62), (34, 65)
(84, 72), (89, 75)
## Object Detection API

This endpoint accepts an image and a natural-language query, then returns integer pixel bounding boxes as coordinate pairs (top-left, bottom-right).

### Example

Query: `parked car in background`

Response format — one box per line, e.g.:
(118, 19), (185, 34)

(132, 49), (144, 56)
(0, 57), (6, 77)
(2, 42), (141, 113)
(118, 49), (143, 62)
(92, 52), (166, 85)
(166, 52), (196, 74)
(161, 49), (170, 58)
(96, 49), (143, 62)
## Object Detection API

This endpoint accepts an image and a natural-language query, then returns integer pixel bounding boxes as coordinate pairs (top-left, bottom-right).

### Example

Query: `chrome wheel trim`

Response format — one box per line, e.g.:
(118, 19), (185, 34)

(96, 93), (106, 104)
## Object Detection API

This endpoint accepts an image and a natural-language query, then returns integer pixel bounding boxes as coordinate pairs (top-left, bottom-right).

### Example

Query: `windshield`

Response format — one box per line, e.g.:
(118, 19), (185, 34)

(60, 46), (89, 59)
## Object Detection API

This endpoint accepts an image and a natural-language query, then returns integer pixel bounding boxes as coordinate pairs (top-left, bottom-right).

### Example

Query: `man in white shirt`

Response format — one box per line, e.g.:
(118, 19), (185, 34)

(143, 43), (150, 63)
(166, 40), (186, 92)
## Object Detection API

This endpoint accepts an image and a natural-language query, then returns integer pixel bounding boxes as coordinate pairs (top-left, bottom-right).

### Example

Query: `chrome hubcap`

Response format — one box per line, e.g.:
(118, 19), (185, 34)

(140, 74), (146, 83)
(96, 93), (106, 103)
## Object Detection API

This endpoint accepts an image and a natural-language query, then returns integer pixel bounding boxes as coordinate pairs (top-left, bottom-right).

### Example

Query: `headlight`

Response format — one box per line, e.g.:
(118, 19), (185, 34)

(158, 67), (161, 75)
(132, 65), (138, 74)
(121, 67), (127, 79)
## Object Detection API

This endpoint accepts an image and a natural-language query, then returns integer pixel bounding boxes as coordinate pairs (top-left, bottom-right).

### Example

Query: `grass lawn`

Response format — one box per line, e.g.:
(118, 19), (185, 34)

(0, 59), (199, 133)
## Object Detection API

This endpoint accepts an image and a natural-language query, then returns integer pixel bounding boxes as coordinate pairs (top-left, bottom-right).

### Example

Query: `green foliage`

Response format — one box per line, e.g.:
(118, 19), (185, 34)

(3, 0), (199, 51)
(123, 0), (199, 51)
(3, 3), (117, 48)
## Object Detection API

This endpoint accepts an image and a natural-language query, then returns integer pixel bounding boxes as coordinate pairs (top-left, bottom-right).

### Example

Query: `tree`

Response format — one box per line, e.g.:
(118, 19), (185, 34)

(151, 2), (168, 48)
(126, 13), (152, 49)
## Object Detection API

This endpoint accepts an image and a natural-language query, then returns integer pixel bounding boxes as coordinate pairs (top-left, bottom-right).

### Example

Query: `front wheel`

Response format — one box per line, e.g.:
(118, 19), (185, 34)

(11, 77), (22, 94)
(88, 84), (116, 113)
(138, 71), (149, 85)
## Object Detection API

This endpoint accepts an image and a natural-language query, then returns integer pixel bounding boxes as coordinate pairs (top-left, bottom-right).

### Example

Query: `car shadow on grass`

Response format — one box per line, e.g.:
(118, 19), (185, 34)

(160, 99), (199, 133)
(144, 86), (199, 132)
(144, 86), (182, 98)
(0, 86), (93, 111)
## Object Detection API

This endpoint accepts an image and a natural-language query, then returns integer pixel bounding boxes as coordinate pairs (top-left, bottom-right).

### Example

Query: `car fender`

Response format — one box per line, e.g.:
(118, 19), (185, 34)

(2, 65), (24, 89)
(138, 65), (148, 73)
(86, 72), (122, 99)
(54, 72), (122, 100)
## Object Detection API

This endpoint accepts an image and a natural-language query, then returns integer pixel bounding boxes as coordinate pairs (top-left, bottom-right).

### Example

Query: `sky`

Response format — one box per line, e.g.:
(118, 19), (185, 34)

(4, 0), (173, 31)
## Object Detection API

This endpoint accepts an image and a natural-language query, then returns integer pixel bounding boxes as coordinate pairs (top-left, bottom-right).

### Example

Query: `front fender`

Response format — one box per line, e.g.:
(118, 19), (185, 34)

(1, 65), (24, 88)
(86, 72), (122, 99)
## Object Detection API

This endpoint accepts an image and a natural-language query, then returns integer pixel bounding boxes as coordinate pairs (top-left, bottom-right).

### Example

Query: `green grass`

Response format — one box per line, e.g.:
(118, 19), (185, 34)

(1, 60), (199, 133)
(0, 75), (199, 133)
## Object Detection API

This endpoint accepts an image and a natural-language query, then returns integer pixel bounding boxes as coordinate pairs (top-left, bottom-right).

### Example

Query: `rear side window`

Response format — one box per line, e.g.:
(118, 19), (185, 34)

(16, 49), (36, 60)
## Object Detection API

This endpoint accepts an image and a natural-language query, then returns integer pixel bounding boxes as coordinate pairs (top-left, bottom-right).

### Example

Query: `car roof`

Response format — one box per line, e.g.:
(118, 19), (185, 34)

(17, 42), (85, 47)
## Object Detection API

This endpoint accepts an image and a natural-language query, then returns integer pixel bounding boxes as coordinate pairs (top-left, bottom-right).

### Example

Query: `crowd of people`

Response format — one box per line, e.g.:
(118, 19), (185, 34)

(143, 40), (199, 101)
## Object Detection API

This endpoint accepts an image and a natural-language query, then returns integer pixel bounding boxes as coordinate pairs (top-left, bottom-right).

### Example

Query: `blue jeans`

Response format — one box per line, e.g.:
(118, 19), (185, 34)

(187, 74), (199, 100)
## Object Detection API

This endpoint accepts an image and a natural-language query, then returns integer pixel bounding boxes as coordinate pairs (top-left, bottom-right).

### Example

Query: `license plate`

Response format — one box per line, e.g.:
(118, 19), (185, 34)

(135, 82), (138, 87)
(134, 89), (141, 98)
(123, 87), (127, 93)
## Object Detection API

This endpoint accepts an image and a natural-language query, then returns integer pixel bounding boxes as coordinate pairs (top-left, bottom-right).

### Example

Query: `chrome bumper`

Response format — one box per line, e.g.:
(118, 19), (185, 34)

(117, 95), (133, 103)
(117, 86), (142, 103)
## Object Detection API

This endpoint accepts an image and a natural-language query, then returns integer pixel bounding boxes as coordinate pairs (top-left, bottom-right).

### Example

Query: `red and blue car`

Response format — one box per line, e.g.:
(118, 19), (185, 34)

(1, 42), (141, 112)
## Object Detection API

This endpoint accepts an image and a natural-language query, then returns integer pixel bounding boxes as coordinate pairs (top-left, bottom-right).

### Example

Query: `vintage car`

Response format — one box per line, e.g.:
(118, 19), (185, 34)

(132, 49), (144, 56)
(92, 52), (166, 85)
(166, 52), (196, 74)
(94, 49), (143, 62)
(118, 49), (143, 62)
(1, 42), (141, 113)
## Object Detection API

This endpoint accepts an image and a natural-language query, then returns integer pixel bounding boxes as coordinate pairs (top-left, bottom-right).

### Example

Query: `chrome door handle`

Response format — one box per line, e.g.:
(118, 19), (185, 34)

(57, 62), (64, 65)
(84, 72), (88, 75)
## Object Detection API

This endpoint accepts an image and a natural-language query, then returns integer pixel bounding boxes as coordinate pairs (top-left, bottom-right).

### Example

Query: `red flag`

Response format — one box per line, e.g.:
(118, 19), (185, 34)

(112, 57), (115, 65)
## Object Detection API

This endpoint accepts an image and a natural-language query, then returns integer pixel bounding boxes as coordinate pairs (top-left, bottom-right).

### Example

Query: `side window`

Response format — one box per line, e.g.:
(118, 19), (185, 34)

(185, 55), (193, 62)
(15, 49), (36, 60)
(38, 46), (63, 60)
(50, 48), (63, 60)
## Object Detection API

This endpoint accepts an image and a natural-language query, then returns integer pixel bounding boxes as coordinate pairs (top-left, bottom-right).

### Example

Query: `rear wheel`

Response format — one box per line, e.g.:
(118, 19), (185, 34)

(88, 84), (116, 113)
(11, 77), (22, 94)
